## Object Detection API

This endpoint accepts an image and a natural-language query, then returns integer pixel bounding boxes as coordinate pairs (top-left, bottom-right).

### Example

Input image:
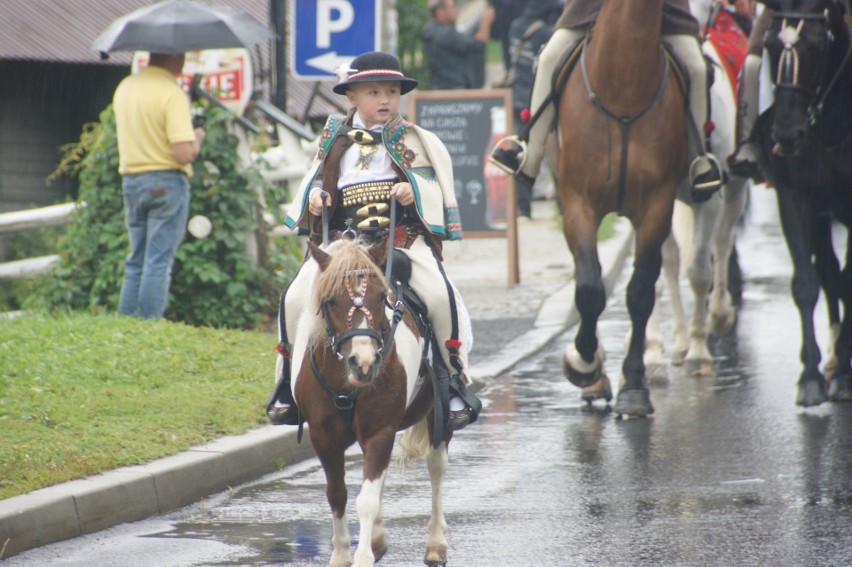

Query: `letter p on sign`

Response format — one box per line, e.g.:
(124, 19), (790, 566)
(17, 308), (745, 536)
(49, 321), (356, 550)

(317, 0), (355, 48)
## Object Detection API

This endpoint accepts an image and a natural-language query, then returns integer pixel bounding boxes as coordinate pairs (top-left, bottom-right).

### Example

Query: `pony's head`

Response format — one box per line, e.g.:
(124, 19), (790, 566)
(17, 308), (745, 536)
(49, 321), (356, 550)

(762, 0), (848, 154)
(308, 238), (389, 386)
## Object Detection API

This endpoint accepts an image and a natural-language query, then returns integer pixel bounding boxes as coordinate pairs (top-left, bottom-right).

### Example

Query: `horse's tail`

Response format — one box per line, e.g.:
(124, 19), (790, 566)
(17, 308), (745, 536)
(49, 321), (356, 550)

(395, 417), (432, 467)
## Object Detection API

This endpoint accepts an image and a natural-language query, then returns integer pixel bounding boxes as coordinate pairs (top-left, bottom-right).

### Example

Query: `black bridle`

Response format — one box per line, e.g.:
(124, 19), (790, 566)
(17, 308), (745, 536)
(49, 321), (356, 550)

(770, 7), (852, 126)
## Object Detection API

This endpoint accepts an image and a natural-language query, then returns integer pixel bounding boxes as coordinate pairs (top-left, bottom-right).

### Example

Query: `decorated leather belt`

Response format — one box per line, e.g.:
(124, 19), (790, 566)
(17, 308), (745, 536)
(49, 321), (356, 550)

(333, 179), (396, 231)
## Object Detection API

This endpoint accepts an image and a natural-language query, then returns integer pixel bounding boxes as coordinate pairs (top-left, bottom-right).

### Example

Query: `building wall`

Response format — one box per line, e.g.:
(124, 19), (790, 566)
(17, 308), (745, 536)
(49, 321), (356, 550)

(0, 60), (127, 213)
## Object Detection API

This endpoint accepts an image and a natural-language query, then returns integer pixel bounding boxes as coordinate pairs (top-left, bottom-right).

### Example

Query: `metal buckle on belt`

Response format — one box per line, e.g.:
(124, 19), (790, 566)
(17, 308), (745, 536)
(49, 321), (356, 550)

(347, 129), (381, 145)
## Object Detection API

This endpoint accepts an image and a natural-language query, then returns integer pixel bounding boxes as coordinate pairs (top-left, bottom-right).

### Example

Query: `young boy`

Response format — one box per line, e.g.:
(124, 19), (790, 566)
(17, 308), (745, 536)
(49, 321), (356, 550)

(267, 51), (479, 432)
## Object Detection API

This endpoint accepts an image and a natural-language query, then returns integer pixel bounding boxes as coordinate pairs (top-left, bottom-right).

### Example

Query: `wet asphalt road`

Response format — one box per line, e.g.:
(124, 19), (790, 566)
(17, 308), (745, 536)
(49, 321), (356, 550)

(7, 186), (852, 567)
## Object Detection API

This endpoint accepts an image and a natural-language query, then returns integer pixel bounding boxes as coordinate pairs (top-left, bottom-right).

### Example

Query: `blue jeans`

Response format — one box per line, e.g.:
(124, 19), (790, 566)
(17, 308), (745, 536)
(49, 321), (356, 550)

(118, 171), (190, 319)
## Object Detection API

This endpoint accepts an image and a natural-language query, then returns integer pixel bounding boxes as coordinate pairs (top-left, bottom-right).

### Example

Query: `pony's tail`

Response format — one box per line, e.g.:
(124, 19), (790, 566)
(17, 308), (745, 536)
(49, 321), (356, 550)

(395, 417), (432, 468)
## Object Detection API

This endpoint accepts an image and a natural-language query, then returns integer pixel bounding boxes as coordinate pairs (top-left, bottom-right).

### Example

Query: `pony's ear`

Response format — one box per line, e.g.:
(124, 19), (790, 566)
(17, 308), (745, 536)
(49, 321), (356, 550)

(367, 238), (388, 268)
(307, 240), (331, 271)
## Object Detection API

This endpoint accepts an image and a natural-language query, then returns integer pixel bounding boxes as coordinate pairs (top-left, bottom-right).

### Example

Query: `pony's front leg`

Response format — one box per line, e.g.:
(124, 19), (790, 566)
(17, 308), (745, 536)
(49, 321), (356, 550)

(352, 470), (387, 566)
(424, 442), (449, 566)
(320, 454), (352, 567)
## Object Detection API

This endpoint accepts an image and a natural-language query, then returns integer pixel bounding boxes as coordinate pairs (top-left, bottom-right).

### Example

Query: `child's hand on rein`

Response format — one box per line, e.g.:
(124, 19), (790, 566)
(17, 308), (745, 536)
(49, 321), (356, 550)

(309, 188), (331, 216)
(391, 182), (414, 206)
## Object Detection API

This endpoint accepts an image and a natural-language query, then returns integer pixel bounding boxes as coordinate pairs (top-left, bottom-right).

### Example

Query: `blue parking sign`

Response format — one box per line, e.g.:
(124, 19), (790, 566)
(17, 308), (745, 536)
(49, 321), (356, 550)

(290, 0), (381, 80)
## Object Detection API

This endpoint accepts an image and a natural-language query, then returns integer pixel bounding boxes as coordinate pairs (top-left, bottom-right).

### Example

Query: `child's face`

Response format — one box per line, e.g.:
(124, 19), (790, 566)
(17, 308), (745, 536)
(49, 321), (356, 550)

(346, 81), (402, 128)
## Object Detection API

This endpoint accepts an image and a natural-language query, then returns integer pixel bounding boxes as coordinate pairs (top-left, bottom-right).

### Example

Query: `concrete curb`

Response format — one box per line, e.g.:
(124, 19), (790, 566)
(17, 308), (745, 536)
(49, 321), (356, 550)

(0, 220), (634, 560)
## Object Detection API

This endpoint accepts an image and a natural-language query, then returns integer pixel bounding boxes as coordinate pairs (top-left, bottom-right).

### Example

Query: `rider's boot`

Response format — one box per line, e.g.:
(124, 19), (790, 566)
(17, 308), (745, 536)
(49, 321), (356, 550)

(727, 53), (762, 179)
(267, 341), (302, 425)
(689, 151), (725, 203)
(444, 339), (480, 432)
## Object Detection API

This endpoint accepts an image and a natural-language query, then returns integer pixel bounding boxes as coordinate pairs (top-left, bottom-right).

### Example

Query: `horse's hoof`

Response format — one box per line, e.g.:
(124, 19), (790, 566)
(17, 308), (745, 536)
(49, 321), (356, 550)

(685, 358), (715, 378)
(581, 374), (613, 403)
(828, 374), (852, 402)
(373, 540), (388, 562)
(614, 388), (654, 417)
(796, 379), (828, 407)
(709, 309), (736, 335)
(563, 344), (603, 388)
(670, 349), (687, 367)
(424, 545), (447, 566)
(645, 362), (669, 385)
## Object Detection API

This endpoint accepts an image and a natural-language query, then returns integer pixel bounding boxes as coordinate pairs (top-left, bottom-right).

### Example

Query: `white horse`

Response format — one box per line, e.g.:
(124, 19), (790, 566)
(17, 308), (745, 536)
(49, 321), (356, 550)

(643, 0), (751, 379)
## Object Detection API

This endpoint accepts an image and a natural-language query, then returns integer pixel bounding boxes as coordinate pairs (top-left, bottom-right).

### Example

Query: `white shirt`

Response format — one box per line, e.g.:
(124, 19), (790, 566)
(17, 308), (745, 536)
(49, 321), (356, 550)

(337, 112), (397, 189)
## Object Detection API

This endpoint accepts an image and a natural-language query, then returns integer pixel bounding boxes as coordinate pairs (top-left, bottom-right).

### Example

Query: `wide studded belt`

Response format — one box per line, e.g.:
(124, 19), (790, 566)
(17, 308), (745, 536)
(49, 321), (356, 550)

(333, 180), (396, 231)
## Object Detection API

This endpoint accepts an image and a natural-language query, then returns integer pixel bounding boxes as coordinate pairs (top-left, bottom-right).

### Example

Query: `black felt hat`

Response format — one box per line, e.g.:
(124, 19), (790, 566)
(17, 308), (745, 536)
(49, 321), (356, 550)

(332, 51), (419, 95)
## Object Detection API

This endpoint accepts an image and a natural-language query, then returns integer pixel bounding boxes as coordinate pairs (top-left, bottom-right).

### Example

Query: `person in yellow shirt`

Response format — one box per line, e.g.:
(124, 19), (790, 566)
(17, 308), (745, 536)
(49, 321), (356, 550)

(113, 53), (204, 319)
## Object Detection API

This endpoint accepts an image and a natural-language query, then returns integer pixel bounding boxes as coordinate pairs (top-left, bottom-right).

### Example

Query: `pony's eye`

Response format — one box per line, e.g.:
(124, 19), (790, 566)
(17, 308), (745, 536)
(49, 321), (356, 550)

(325, 298), (337, 309)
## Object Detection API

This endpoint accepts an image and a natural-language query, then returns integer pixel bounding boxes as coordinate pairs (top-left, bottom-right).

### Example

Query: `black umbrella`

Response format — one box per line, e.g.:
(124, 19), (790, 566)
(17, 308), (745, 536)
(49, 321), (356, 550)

(91, 0), (275, 54)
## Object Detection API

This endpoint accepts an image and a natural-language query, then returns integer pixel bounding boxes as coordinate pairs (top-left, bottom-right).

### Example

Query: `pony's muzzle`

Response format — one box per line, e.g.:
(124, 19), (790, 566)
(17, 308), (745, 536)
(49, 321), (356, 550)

(346, 350), (382, 385)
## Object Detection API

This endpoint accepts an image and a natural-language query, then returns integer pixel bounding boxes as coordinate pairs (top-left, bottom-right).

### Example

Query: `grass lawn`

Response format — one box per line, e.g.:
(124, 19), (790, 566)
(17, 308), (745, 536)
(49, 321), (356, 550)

(0, 312), (277, 500)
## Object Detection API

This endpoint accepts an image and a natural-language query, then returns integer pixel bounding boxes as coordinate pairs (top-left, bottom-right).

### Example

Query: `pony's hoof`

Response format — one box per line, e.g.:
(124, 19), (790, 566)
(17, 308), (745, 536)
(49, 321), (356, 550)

(828, 374), (852, 402)
(796, 379), (828, 407)
(563, 344), (603, 388)
(581, 374), (613, 403)
(709, 309), (736, 335)
(424, 545), (447, 566)
(614, 388), (654, 418)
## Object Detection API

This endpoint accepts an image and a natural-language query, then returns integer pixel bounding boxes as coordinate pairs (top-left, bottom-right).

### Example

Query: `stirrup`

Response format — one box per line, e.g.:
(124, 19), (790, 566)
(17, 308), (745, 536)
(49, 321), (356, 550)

(267, 404), (301, 426)
(689, 154), (724, 201)
(488, 135), (527, 175)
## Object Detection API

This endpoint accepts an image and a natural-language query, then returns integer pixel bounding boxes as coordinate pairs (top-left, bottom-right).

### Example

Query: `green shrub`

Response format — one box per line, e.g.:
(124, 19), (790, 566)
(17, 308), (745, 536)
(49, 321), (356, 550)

(33, 104), (299, 329)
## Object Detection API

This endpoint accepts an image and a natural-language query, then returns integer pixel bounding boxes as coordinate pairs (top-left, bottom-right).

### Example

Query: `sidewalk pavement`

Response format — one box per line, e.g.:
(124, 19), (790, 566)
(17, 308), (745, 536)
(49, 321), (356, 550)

(0, 200), (634, 560)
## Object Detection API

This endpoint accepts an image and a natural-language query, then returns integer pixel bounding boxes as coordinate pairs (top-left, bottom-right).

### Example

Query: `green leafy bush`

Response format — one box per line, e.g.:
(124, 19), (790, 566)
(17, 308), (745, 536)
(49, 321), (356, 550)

(34, 104), (299, 329)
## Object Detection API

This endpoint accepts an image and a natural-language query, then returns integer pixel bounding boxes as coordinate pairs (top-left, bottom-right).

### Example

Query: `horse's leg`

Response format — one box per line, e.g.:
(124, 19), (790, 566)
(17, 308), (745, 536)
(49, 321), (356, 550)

(812, 216), (842, 380)
(615, 206), (671, 417)
(561, 200), (607, 388)
(423, 442), (449, 566)
(684, 197), (721, 377)
(775, 188), (827, 406)
(352, 432), (395, 567)
(708, 177), (748, 335)
(313, 439), (353, 567)
(828, 232), (852, 402)
(643, 241), (674, 384)
(665, 202), (691, 365)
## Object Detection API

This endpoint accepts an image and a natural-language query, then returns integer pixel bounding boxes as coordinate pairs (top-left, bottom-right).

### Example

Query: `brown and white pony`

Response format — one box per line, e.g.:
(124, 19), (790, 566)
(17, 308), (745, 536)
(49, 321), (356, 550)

(290, 238), (452, 566)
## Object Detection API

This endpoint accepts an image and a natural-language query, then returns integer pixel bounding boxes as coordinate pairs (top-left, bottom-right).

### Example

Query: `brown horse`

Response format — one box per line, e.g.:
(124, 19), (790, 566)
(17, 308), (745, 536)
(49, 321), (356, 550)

(290, 238), (452, 567)
(558, 0), (688, 416)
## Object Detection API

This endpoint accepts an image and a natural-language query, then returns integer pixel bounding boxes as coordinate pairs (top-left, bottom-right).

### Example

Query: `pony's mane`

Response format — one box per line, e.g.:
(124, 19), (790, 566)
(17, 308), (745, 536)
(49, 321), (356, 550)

(313, 239), (388, 305)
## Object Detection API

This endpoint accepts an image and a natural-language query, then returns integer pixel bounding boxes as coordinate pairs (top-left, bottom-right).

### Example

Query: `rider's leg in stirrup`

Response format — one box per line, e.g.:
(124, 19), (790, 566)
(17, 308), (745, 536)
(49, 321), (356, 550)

(728, 11), (771, 179)
(267, 261), (315, 425)
(669, 34), (724, 199)
(490, 28), (584, 190)
(728, 53), (762, 179)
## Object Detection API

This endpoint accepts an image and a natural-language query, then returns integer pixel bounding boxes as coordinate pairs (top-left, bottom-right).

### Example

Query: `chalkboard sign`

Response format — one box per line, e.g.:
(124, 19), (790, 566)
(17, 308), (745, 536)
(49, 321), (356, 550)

(408, 89), (518, 285)
(408, 89), (515, 236)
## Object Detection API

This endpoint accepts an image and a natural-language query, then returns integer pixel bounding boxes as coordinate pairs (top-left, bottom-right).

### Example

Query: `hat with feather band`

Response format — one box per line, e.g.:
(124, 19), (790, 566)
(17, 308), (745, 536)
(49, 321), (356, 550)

(332, 51), (419, 95)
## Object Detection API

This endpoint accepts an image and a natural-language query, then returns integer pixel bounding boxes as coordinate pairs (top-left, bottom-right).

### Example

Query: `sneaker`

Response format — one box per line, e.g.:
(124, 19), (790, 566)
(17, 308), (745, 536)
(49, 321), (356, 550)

(267, 404), (301, 425)
(689, 154), (725, 203)
(488, 136), (526, 175)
